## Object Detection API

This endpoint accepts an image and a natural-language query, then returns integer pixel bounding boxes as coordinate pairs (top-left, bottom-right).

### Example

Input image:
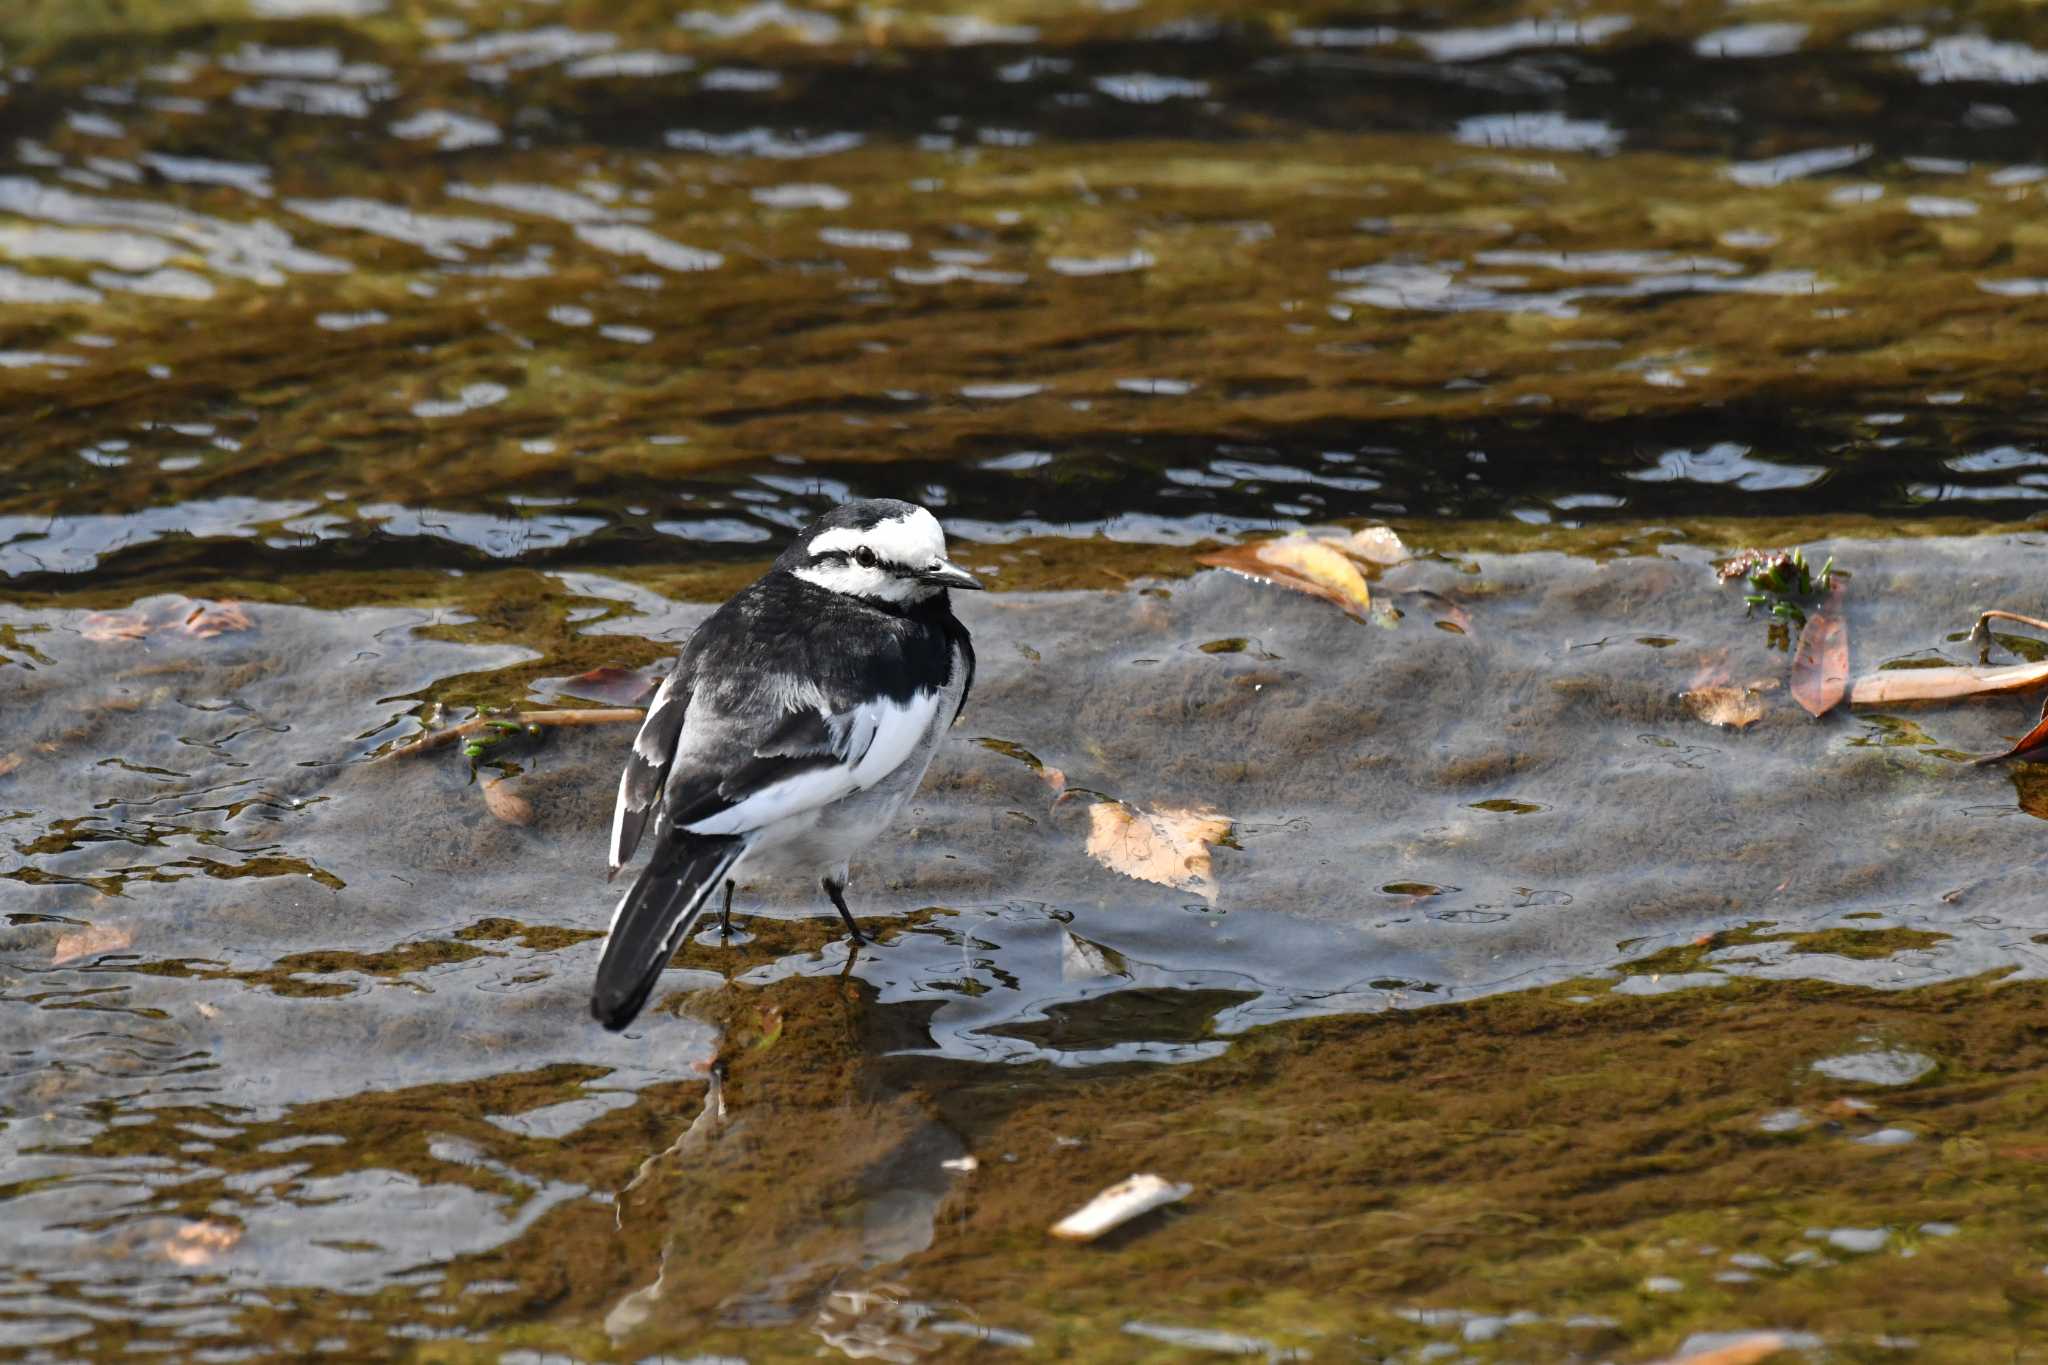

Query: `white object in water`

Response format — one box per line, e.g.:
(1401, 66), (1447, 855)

(1049, 1173), (1192, 1242)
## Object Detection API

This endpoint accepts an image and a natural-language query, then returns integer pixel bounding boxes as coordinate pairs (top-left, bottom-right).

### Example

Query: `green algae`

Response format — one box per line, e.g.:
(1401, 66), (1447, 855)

(242, 963), (2048, 1364)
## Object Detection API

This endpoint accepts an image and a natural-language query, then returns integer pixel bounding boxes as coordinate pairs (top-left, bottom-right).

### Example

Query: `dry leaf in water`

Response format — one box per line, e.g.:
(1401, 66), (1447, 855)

(179, 600), (254, 639)
(80, 611), (151, 642)
(1790, 585), (1849, 718)
(1086, 801), (1229, 901)
(482, 777), (534, 826)
(0, 752), (22, 778)
(1976, 694), (2048, 766)
(1197, 535), (1372, 618)
(1682, 685), (1765, 730)
(81, 597), (253, 644)
(1849, 659), (2048, 706)
(162, 1220), (241, 1267)
(1397, 589), (1472, 635)
(52, 923), (134, 965)
(1344, 525), (1407, 564)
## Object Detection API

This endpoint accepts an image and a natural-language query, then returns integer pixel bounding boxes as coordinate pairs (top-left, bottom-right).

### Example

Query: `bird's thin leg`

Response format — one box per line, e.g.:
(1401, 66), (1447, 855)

(821, 877), (867, 945)
(719, 880), (735, 939)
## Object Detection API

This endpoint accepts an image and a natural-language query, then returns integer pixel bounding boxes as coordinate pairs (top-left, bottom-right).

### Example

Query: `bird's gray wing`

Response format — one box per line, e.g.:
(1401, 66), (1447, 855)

(659, 684), (944, 839)
(608, 666), (691, 877)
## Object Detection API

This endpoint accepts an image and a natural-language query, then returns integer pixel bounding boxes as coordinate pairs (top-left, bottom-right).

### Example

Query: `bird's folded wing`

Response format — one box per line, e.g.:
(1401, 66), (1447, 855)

(609, 669), (691, 874)
(665, 689), (942, 838)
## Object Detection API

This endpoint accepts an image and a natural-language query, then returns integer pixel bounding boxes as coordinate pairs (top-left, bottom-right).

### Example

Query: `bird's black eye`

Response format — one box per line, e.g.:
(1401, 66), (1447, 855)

(853, 546), (878, 569)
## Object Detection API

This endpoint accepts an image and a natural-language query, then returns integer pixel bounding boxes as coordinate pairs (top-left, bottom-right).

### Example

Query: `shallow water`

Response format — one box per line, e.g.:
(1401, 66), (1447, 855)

(5, 1), (2048, 1361)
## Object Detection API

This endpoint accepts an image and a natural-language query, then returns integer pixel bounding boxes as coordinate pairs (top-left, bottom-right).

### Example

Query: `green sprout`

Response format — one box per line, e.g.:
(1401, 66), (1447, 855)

(458, 714), (535, 763)
(1717, 547), (1834, 628)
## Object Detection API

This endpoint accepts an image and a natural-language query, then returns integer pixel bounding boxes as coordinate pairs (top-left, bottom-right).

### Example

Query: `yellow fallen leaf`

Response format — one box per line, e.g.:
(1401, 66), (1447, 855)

(1256, 538), (1372, 612)
(52, 923), (133, 965)
(1197, 534), (1372, 618)
(1086, 801), (1230, 902)
(1682, 685), (1765, 730)
(162, 1220), (241, 1267)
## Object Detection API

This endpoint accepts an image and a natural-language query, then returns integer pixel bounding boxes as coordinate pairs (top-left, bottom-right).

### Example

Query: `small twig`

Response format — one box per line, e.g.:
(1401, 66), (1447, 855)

(377, 708), (644, 761)
(1973, 610), (2048, 638)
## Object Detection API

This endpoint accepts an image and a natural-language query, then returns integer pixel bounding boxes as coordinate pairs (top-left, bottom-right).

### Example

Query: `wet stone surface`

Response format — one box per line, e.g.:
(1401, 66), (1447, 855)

(7, 533), (2048, 1358)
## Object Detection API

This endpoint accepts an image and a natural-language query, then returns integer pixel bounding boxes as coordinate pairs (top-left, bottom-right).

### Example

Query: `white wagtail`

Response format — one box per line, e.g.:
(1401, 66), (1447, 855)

(591, 498), (981, 1030)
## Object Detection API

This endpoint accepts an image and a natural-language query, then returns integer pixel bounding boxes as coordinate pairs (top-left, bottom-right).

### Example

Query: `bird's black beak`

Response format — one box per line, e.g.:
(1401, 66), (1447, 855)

(918, 558), (984, 590)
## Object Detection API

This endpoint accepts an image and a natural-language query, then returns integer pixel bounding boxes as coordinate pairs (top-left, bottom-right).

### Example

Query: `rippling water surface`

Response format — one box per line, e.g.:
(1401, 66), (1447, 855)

(5, 2), (2048, 1361)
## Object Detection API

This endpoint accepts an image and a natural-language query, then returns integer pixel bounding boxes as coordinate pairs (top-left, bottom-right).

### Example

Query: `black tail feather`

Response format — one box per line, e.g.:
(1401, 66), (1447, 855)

(591, 835), (746, 1031)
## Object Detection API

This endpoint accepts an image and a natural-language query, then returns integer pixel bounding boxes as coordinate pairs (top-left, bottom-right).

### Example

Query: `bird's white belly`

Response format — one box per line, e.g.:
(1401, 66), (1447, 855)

(735, 665), (965, 888)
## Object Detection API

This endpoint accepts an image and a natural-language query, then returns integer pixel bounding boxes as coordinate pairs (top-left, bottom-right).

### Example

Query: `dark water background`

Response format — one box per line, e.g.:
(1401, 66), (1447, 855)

(4, 2), (2048, 1361)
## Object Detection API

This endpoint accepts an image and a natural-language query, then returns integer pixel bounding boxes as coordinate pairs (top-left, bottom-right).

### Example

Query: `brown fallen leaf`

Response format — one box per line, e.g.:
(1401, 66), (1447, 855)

(52, 923), (134, 965)
(0, 751), (22, 778)
(161, 1220), (241, 1267)
(1790, 583), (1849, 718)
(179, 600), (254, 639)
(80, 611), (151, 642)
(1682, 684), (1765, 730)
(1650, 1332), (1787, 1365)
(1848, 659), (2048, 706)
(1197, 535), (1372, 618)
(482, 777), (534, 826)
(1975, 694), (2048, 767)
(1395, 589), (1472, 635)
(80, 597), (253, 644)
(1086, 801), (1230, 901)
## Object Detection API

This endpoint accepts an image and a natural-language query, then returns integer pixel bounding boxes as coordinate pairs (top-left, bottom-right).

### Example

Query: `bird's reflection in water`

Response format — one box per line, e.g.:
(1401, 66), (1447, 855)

(603, 947), (969, 1357)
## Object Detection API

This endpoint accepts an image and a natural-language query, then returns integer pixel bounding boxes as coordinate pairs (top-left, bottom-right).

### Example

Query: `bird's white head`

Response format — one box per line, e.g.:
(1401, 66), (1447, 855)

(781, 499), (983, 605)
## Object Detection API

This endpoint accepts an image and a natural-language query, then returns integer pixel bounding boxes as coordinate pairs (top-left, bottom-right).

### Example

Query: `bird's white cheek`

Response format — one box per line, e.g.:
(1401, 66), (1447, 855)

(793, 563), (865, 594)
(793, 563), (918, 601)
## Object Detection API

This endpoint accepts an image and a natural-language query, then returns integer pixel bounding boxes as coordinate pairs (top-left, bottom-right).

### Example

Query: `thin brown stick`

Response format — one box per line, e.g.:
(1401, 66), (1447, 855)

(378, 708), (645, 761)
(1973, 609), (2048, 638)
